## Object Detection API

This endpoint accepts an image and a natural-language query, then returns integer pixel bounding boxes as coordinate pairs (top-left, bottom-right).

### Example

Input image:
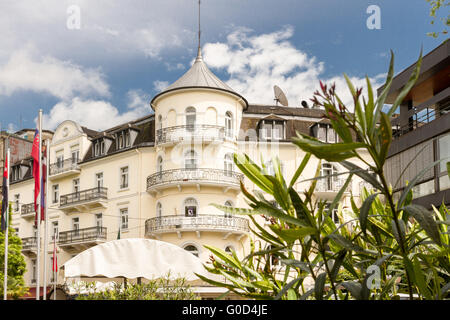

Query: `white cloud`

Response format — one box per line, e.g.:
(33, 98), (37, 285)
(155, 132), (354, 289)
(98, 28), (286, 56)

(153, 80), (169, 92)
(0, 48), (110, 100)
(203, 26), (386, 109)
(43, 93), (151, 131)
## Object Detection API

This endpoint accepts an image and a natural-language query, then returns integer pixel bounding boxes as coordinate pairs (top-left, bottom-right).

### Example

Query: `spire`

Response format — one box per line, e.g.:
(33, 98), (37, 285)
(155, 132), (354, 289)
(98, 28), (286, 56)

(196, 0), (202, 61)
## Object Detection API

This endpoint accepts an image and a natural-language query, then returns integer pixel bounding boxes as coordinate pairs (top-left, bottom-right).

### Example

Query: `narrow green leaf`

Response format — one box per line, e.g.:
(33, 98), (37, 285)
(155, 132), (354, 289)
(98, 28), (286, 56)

(314, 272), (327, 300)
(289, 152), (311, 188)
(360, 192), (380, 234)
(403, 204), (442, 246)
(341, 281), (362, 300)
(234, 153), (273, 194)
(327, 234), (366, 253)
(378, 112), (392, 165)
(341, 160), (383, 190)
(330, 250), (347, 283)
(269, 225), (317, 243)
(413, 257), (432, 300)
(275, 277), (302, 300)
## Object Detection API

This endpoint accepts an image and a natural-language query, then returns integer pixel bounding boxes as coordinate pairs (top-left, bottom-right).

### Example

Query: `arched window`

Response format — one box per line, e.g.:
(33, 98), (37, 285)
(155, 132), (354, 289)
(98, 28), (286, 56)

(186, 107), (196, 131)
(184, 198), (198, 217)
(321, 163), (338, 190)
(224, 200), (233, 218)
(184, 150), (197, 169)
(225, 112), (233, 138)
(224, 153), (233, 176)
(183, 244), (199, 257)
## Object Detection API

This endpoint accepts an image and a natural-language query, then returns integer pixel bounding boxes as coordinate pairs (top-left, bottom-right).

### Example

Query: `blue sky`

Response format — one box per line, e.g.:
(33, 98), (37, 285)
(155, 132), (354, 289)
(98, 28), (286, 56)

(0, 0), (446, 131)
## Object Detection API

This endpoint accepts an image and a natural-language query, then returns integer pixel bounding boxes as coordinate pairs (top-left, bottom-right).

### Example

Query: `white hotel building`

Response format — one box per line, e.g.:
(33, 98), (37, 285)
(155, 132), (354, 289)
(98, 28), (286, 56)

(8, 48), (372, 298)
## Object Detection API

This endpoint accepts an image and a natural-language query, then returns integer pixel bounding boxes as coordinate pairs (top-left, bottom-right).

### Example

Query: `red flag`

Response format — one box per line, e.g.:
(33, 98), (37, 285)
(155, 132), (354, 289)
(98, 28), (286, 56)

(35, 143), (46, 225)
(31, 129), (40, 222)
(52, 236), (58, 273)
(1, 153), (8, 232)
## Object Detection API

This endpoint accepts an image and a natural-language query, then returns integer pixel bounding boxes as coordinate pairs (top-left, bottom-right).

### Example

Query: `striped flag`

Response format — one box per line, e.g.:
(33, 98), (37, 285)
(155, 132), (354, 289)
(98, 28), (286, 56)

(52, 234), (58, 273)
(1, 153), (8, 232)
(31, 129), (43, 225)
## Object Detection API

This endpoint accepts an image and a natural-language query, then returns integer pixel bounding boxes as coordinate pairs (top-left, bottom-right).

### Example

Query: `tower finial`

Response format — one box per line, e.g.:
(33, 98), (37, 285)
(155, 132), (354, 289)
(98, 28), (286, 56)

(196, 0), (202, 60)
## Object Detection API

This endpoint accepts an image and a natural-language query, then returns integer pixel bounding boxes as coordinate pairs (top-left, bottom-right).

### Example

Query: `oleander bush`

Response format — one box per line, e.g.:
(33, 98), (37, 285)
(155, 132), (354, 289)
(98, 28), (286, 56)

(197, 50), (450, 300)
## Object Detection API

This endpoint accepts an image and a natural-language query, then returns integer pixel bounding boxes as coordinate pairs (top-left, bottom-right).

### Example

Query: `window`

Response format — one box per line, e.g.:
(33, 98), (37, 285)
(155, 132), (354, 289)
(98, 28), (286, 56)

(52, 221), (59, 240)
(186, 107), (196, 131)
(71, 150), (79, 164)
(73, 178), (80, 193)
(158, 115), (163, 131)
(156, 202), (162, 218)
(321, 163), (339, 190)
(14, 194), (20, 212)
(224, 154), (233, 176)
(184, 198), (198, 217)
(52, 185), (59, 204)
(96, 173), (103, 189)
(120, 167), (129, 189)
(96, 213), (103, 229)
(183, 244), (199, 257)
(225, 112), (233, 138)
(184, 150), (197, 169)
(100, 140), (105, 154)
(325, 203), (339, 224)
(56, 154), (64, 169)
(312, 123), (338, 143)
(259, 120), (285, 140)
(224, 200), (233, 218)
(31, 259), (37, 283)
(120, 208), (129, 230)
(72, 217), (79, 236)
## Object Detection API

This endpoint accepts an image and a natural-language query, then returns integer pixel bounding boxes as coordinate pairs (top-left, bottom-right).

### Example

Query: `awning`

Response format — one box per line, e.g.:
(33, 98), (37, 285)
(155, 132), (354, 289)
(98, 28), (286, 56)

(61, 238), (209, 281)
(20, 286), (52, 300)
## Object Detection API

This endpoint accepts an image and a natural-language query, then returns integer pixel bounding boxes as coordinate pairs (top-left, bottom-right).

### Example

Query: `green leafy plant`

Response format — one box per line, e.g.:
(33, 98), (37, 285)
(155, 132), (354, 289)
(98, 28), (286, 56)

(197, 50), (450, 300)
(0, 202), (28, 299)
(426, 0), (449, 38)
(74, 273), (200, 300)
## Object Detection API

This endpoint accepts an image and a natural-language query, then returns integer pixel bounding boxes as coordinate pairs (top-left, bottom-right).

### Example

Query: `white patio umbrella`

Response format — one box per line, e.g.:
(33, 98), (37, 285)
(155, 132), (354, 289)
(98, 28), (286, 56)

(61, 238), (209, 281)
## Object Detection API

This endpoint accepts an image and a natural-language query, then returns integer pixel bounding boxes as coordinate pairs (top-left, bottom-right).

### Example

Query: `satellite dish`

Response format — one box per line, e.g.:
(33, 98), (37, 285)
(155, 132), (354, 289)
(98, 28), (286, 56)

(301, 100), (309, 108)
(273, 85), (289, 107)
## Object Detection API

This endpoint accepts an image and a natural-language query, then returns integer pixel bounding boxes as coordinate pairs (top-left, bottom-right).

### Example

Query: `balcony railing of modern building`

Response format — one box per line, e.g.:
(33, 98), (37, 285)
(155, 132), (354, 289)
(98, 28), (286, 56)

(58, 226), (107, 251)
(146, 168), (243, 193)
(21, 203), (35, 219)
(59, 187), (108, 212)
(49, 158), (81, 179)
(391, 92), (450, 139)
(156, 125), (229, 145)
(145, 215), (249, 239)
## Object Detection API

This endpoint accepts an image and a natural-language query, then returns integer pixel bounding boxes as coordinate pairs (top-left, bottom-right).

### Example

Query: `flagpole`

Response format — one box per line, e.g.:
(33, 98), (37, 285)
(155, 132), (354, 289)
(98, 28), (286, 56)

(53, 228), (57, 300)
(3, 141), (10, 300)
(43, 139), (49, 300)
(36, 109), (42, 300)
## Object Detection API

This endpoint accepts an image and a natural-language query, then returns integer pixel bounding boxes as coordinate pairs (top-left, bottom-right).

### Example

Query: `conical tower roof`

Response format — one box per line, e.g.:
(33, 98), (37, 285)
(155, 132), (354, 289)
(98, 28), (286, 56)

(150, 48), (248, 109)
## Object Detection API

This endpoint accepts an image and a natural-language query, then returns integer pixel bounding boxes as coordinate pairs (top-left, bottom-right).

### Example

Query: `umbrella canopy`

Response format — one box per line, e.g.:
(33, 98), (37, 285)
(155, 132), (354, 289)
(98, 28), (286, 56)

(61, 238), (208, 281)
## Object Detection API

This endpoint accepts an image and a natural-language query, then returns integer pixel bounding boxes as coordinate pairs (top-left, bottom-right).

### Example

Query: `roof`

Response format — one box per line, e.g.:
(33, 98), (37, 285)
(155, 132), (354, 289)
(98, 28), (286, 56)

(150, 48), (248, 108)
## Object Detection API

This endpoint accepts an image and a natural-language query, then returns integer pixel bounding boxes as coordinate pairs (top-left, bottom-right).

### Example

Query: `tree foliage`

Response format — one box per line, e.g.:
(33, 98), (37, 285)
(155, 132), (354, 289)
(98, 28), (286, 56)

(198, 51), (450, 300)
(0, 202), (28, 299)
(426, 0), (449, 38)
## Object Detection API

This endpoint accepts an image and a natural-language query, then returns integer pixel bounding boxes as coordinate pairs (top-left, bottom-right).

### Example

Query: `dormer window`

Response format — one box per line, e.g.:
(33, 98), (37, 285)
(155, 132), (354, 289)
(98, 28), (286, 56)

(259, 120), (285, 140)
(311, 123), (338, 143)
(116, 129), (132, 151)
(93, 139), (106, 157)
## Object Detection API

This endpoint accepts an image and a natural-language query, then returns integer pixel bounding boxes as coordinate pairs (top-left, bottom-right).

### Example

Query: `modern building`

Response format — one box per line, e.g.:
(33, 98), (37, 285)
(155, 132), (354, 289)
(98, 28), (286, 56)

(8, 47), (373, 299)
(381, 41), (450, 208)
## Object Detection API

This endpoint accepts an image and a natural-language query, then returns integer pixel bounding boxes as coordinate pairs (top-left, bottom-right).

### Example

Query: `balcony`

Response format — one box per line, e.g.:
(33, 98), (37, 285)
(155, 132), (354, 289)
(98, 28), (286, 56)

(146, 168), (243, 194)
(59, 187), (108, 213)
(21, 203), (35, 219)
(156, 125), (225, 146)
(49, 158), (81, 180)
(21, 237), (39, 256)
(145, 215), (249, 239)
(314, 178), (351, 200)
(58, 226), (107, 251)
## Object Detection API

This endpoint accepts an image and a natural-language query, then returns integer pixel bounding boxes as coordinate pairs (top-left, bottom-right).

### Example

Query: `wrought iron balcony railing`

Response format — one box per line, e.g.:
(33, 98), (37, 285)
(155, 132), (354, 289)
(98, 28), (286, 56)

(58, 226), (107, 245)
(147, 168), (243, 190)
(315, 178), (351, 193)
(49, 158), (81, 176)
(59, 187), (108, 207)
(145, 215), (249, 235)
(21, 237), (39, 251)
(21, 203), (35, 216)
(156, 125), (225, 145)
